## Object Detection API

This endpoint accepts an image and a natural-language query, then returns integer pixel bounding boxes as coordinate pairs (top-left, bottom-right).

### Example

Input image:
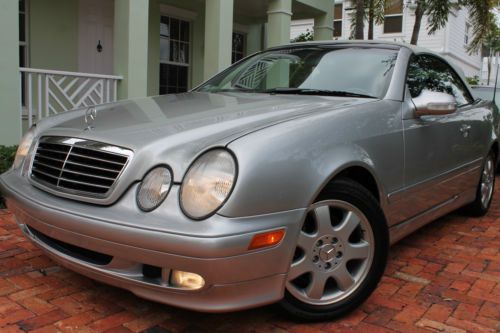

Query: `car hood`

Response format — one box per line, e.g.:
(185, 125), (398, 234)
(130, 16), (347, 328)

(41, 92), (375, 149)
(37, 91), (376, 182)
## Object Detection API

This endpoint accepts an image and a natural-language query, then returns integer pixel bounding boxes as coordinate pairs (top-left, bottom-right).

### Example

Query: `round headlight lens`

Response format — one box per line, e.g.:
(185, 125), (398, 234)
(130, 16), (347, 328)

(180, 149), (236, 219)
(137, 167), (172, 212)
(13, 127), (36, 170)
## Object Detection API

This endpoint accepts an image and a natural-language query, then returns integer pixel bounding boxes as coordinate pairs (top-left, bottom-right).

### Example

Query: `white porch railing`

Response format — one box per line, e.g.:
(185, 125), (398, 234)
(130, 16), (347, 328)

(20, 68), (122, 127)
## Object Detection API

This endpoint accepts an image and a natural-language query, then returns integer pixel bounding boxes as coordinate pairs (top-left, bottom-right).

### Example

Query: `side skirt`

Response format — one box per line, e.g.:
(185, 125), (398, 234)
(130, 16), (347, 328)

(388, 188), (476, 245)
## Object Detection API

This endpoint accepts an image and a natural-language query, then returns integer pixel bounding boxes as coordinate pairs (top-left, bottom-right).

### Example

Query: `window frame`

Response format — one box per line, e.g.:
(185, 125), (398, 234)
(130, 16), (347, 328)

(19, 0), (29, 68)
(383, 0), (404, 35)
(159, 15), (191, 68)
(406, 54), (475, 108)
(19, 0), (29, 108)
(232, 31), (246, 64)
(159, 12), (192, 94)
(333, 3), (343, 38)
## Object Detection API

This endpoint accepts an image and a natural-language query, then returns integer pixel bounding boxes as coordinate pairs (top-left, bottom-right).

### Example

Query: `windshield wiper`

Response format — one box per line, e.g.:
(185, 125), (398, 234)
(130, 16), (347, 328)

(212, 88), (260, 93)
(262, 87), (377, 99)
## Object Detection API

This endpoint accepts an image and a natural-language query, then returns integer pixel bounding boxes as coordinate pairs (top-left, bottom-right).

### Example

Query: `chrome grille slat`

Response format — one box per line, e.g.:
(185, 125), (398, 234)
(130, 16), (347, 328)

(64, 160), (120, 174)
(58, 177), (111, 189)
(30, 137), (132, 198)
(35, 154), (66, 164)
(32, 161), (63, 172)
(61, 168), (116, 181)
(32, 169), (60, 180)
(36, 147), (71, 155)
(68, 152), (126, 165)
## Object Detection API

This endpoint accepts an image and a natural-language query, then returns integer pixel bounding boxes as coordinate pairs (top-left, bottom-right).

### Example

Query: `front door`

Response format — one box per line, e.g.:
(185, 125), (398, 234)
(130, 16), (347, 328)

(78, 0), (114, 75)
(398, 54), (479, 220)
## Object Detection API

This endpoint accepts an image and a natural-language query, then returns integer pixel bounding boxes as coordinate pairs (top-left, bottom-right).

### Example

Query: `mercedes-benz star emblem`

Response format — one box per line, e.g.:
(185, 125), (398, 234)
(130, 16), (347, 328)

(84, 107), (97, 131)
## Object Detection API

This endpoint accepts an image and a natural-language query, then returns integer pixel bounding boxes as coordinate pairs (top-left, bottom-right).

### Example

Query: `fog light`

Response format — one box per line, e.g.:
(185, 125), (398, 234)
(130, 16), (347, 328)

(170, 270), (205, 290)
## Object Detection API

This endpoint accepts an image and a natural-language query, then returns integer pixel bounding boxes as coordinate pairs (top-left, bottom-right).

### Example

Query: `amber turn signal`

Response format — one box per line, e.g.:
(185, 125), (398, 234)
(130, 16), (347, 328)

(248, 229), (286, 250)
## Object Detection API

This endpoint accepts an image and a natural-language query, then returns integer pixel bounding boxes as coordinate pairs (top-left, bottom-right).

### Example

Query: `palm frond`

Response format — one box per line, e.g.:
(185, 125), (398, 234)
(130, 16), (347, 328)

(425, 0), (457, 35)
(373, 0), (387, 25)
(463, 0), (494, 53)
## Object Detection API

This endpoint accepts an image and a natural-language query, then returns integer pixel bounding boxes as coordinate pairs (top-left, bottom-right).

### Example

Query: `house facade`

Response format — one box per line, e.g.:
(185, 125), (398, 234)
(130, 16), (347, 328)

(0, 0), (335, 145)
(291, 0), (482, 78)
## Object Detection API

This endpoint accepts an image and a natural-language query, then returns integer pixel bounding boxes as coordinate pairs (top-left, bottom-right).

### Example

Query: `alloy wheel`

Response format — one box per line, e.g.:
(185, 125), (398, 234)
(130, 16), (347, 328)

(286, 200), (375, 305)
(480, 156), (495, 208)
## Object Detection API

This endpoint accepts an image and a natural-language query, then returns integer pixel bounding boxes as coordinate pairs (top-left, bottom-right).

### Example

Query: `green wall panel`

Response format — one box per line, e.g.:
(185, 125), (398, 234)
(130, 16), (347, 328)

(29, 0), (79, 71)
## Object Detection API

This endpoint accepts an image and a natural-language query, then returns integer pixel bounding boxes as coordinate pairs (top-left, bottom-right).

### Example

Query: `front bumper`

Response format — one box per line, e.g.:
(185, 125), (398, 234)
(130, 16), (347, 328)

(0, 170), (306, 312)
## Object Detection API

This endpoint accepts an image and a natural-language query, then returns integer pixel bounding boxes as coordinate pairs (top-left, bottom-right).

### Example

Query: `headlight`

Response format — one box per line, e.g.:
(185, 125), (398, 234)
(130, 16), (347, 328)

(13, 127), (36, 170)
(180, 149), (237, 219)
(137, 166), (172, 212)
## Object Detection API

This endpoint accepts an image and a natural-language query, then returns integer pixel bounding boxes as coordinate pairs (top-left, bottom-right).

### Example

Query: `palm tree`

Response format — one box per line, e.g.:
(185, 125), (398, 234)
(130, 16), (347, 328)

(349, 0), (386, 40)
(410, 0), (493, 53)
(482, 12), (500, 85)
(368, 0), (386, 40)
(354, 0), (365, 39)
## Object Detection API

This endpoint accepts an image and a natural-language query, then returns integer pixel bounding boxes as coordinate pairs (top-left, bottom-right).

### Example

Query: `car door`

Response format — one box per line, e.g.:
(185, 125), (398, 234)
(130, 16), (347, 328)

(393, 54), (479, 221)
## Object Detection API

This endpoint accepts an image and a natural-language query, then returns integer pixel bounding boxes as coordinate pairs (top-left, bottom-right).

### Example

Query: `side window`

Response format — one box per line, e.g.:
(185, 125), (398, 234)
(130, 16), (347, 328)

(407, 55), (474, 106)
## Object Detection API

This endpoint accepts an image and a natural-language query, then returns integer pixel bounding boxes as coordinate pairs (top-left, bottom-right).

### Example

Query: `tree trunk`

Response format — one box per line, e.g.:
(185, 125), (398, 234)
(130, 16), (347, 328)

(368, 0), (374, 40)
(410, 0), (424, 45)
(355, 0), (365, 40)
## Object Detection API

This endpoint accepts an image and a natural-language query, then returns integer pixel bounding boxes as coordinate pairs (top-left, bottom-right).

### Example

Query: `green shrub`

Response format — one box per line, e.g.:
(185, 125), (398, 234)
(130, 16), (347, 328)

(0, 145), (17, 208)
(466, 76), (480, 86)
(291, 30), (314, 43)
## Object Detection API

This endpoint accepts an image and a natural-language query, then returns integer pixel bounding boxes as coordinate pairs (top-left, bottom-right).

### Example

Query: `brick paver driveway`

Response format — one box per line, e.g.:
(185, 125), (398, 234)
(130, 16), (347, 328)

(0, 183), (499, 333)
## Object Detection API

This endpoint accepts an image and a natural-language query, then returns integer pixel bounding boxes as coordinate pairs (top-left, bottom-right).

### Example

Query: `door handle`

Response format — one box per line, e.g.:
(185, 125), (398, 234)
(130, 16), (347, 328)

(460, 124), (471, 137)
(460, 124), (471, 132)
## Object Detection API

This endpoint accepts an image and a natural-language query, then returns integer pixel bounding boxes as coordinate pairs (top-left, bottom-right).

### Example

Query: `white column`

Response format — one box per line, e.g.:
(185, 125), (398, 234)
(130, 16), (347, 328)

(203, 0), (234, 80)
(267, 0), (292, 48)
(114, 0), (150, 99)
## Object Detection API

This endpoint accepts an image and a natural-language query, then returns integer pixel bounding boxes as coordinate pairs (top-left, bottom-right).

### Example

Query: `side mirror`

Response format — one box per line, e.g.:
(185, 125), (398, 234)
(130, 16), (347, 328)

(412, 90), (457, 117)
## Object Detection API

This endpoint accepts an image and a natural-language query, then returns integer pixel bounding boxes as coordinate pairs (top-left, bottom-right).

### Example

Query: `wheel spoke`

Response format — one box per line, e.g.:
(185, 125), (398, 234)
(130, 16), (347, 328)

(487, 160), (493, 174)
(345, 241), (370, 260)
(331, 264), (355, 291)
(288, 257), (312, 281)
(313, 205), (333, 235)
(482, 184), (487, 195)
(334, 211), (360, 241)
(305, 272), (328, 299)
(481, 184), (489, 201)
(297, 231), (317, 250)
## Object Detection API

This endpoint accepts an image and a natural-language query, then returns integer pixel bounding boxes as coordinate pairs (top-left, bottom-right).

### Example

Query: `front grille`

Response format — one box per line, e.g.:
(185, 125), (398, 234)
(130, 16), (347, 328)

(30, 137), (132, 197)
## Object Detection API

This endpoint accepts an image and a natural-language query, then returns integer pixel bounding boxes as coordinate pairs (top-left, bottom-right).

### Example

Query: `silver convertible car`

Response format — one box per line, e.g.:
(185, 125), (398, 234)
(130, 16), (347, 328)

(0, 41), (497, 320)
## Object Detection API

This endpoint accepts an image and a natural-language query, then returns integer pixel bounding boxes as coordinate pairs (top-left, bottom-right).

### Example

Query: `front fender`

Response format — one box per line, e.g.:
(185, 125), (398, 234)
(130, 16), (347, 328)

(220, 101), (403, 217)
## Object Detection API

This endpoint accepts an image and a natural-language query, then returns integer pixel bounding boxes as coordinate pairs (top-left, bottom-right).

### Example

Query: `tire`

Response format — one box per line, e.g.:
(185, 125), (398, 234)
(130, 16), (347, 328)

(280, 178), (389, 321)
(464, 152), (496, 217)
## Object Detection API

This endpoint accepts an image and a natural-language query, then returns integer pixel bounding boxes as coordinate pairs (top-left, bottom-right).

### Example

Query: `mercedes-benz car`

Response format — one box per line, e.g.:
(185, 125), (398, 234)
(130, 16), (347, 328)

(1, 41), (497, 321)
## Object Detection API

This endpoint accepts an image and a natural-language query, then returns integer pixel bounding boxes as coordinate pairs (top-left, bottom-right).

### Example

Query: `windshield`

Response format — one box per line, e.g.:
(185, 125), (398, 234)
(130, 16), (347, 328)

(197, 46), (399, 99)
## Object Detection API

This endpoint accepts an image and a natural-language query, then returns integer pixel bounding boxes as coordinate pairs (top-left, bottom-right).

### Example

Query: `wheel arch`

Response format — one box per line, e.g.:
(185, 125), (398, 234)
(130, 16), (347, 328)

(314, 163), (384, 206)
